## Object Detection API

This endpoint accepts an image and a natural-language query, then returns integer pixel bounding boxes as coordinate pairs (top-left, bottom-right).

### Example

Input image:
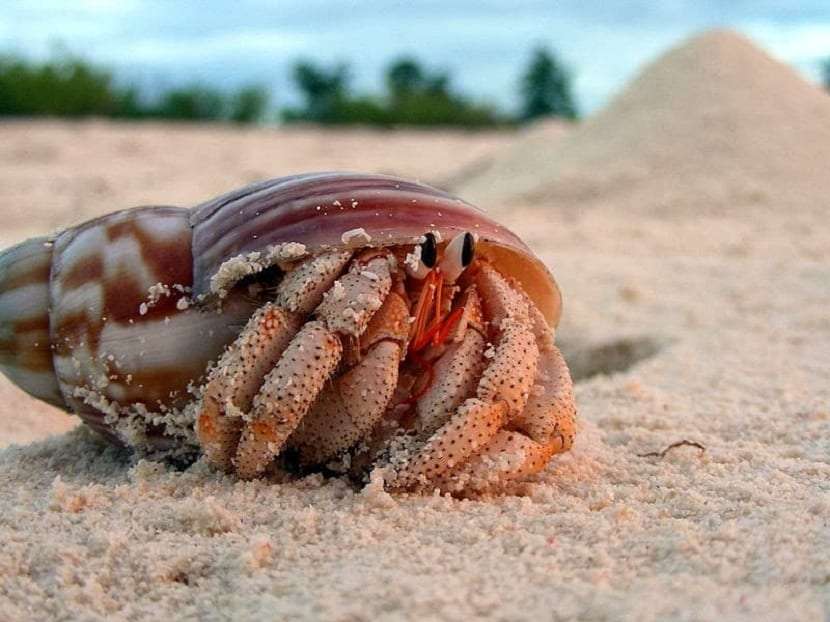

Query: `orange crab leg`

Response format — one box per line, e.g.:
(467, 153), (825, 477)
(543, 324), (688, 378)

(410, 269), (438, 345)
(411, 281), (462, 352)
(411, 319), (441, 352)
(434, 273), (444, 323)
(405, 299), (467, 404)
(433, 306), (464, 346)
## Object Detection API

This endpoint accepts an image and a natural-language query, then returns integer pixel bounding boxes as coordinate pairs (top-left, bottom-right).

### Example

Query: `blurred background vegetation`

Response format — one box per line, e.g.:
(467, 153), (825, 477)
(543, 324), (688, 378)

(0, 46), (578, 127)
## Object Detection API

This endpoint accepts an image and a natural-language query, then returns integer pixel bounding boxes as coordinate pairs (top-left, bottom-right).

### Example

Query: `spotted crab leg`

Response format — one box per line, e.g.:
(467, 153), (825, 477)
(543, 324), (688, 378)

(196, 250), (352, 470)
(233, 251), (393, 479)
(391, 264), (540, 490)
(433, 282), (576, 494)
(197, 305), (302, 471)
(510, 297), (577, 454)
(412, 288), (488, 438)
(288, 280), (410, 466)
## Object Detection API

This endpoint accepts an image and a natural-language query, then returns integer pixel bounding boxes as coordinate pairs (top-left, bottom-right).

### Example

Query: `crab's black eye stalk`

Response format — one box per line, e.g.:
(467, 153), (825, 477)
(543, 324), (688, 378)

(405, 232), (438, 279)
(421, 232), (438, 268)
(461, 232), (475, 267)
(440, 231), (476, 283)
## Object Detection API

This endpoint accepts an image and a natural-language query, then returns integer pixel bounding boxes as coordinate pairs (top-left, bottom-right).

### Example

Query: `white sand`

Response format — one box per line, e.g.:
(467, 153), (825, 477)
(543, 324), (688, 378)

(0, 121), (512, 248)
(1, 30), (829, 621)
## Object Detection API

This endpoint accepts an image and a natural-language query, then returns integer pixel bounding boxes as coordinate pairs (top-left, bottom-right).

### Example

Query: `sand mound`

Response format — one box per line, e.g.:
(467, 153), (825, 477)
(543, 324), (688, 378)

(439, 118), (571, 194)
(455, 29), (830, 216)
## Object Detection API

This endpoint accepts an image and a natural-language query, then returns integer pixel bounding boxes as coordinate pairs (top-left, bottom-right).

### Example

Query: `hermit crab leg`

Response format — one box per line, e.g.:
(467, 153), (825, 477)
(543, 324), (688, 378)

(197, 305), (302, 471)
(510, 298), (577, 452)
(391, 263), (540, 490)
(473, 269), (539, 418)
(288, 282), (410, 466)
(196, 250), (352, 470)
(233, 251), (393, 478)
(274, 250), (357, 316)
(233, 320), (343, 478)
(411, 288), (487, 437)
(433, 291), (576, 493)
(433, 430), (555, 493)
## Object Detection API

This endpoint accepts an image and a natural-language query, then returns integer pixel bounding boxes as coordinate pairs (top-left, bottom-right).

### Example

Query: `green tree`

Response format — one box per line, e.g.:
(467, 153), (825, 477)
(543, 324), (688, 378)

(112, 85), (147, 119)
(822, 57), (830, 91)
(287, 60), (350, 123)
(386, 57), (423, 99)
(282, 56), (506, 127)
(229, 85), (269, 123)
(382, 56), (501, 127)
(386, 57), (450, 99)
(0, 54), (118, 117)
(155, 85), (226, 121)
(519, 46), (578, 121)
(0, 50), (272, 124)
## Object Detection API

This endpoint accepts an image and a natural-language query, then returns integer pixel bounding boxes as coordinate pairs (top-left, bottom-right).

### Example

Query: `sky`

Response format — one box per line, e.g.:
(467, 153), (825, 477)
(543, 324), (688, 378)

(2, 1), (829, 115)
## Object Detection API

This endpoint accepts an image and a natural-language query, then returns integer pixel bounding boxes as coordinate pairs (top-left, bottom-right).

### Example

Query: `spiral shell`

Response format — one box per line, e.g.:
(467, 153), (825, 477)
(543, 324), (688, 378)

(0, 173), (561, 448)
(0, 236), (63, 408)
(1, 207), (257, 440)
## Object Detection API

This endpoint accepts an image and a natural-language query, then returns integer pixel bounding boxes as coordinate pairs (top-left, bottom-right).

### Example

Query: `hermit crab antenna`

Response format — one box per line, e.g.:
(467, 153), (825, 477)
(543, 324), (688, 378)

(439, 232), (476, 283)
(405, 232), (438, 280)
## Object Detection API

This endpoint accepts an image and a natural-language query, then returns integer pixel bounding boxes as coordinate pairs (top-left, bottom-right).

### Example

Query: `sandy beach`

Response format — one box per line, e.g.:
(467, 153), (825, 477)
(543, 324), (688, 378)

(0, 31), (828, 621)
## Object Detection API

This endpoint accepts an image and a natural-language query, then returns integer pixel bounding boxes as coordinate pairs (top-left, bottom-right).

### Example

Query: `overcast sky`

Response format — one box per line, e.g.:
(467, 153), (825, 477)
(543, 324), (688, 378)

(2, 1), (829, 114)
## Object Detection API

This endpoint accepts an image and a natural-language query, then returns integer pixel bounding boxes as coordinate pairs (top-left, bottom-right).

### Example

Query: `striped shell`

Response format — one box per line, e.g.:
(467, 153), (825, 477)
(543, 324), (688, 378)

(0, 173), (560, 448)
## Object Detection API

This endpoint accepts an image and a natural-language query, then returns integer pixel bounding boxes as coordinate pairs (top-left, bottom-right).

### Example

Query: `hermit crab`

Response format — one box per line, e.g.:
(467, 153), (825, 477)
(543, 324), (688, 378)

(0, 173), (575, 493)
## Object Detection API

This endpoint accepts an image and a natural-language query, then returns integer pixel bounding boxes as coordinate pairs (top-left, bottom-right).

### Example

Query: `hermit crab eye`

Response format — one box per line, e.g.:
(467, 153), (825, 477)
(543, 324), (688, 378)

(405, 232), (438, 279)
(439, 232), (476, 283)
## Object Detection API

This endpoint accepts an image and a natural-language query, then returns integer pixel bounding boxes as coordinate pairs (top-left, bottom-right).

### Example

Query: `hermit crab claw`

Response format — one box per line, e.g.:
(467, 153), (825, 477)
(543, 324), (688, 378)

(0, 172), (573, 495)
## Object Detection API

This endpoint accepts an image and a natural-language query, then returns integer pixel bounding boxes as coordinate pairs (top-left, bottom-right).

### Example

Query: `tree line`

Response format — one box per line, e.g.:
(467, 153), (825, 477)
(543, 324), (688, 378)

(0, 47), (578, 127)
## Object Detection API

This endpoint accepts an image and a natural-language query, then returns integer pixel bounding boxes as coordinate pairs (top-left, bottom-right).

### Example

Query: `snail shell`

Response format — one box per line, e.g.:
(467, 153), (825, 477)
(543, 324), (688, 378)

(0, 236), (63, 408)
(0, 173), (560, 445)
(190, 173), (560, 325)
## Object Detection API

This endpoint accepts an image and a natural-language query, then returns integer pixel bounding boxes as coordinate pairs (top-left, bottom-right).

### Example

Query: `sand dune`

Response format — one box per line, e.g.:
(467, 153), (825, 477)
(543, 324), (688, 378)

(454, 30), (830, 219)
(0, 29), (828, 622)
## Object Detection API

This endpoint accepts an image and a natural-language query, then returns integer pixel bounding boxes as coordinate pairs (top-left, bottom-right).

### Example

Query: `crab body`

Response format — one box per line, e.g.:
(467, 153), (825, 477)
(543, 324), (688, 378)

(0, 173), (575, 493)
